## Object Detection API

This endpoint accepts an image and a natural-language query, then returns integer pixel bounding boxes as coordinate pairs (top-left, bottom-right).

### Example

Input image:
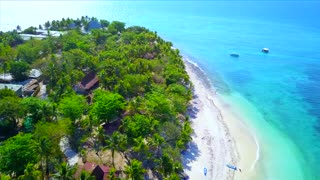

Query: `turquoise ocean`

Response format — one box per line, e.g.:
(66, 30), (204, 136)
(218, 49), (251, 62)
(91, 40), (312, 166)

(1, 1), (320, 179)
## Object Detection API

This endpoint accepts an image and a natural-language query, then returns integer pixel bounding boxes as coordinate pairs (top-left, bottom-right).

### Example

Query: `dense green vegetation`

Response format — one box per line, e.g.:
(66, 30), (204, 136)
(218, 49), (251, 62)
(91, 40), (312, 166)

(0, 17), (192, 179)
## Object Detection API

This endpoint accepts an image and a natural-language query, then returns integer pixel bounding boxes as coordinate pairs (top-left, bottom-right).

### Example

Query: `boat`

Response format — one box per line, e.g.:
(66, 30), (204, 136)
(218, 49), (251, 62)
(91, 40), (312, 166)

(262, 48), (269, 53)
(226, 164), (237, 171)
(230, 53), (240, 58)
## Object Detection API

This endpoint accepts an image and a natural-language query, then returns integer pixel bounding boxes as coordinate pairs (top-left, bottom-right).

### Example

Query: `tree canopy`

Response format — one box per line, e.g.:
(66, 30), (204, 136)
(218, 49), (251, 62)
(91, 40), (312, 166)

(0, 89), (17, 99)
(58, 94), (87, 121)
(0, 16), (193, 179)
(0, 96), (24, 129)
(0, 133), (39, 176)
(90, 90), (126, 124)
(9, 61), (30, 81)
(108, 21), (125, 35)
(124, 159), (145, 180)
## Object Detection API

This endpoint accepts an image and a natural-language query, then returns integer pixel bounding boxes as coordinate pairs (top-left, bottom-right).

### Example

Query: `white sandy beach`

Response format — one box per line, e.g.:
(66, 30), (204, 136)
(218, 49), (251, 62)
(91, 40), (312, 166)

(183, 60), (258, 180)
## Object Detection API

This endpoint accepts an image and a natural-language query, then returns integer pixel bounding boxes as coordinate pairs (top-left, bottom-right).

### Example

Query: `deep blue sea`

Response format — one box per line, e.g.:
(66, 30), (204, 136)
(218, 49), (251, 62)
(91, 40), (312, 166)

(1, 1), (320, 179)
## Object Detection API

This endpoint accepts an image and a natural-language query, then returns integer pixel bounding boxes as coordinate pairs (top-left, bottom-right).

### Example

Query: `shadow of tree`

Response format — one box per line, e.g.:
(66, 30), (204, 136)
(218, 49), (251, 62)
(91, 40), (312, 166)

(181, 141), (201, 171)
(187, 100), (199, 119)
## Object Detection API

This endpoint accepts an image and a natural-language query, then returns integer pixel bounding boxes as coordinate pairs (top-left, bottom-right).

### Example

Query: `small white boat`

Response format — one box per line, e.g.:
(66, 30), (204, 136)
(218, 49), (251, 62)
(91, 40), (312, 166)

(262, 48), (269, 53)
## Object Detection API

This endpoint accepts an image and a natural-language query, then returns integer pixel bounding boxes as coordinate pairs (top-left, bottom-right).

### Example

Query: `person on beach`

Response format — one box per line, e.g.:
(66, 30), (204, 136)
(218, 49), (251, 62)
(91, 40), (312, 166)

(204, 167), (207, 176)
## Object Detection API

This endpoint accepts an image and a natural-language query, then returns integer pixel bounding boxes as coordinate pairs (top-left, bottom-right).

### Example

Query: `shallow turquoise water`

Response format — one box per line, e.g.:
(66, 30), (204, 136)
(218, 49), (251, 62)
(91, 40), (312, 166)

(1, 1), (320, 179)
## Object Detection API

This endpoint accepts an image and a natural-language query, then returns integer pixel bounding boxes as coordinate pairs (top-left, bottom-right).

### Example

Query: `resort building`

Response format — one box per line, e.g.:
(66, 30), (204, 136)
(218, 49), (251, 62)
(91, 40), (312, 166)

(88, 20), (102, 31)
(29, 69), (42, 79)
(74, 72), (99, 95)
(75, 162), (121, 180)
(0, 73), (13, 83)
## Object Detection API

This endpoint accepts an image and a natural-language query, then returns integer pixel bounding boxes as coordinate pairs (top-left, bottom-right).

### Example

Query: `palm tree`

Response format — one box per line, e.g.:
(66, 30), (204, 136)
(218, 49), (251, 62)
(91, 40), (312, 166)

(51, 162), (76, 180)
(79, 171), (95, 180)
(124, 159), (145, 180)
(177, 122), (192, 149)
(38, 136), (51, 179)
(0, 173), (11, 180)
(97, 126), (106, 145)
(147, 133), (164, 157)
(97, 70), (107, 89)
(18, 163), (42, 180)
(163, 173), (180, 180)
(44, 21), (51, 29)
(126, 97), (144, 115)
(104, 132), (127, 167)
(108, 167), (119, 180)
(132, 136), (149, 160)
(124, 163), (134, 180)
(93, 126), (106, 162)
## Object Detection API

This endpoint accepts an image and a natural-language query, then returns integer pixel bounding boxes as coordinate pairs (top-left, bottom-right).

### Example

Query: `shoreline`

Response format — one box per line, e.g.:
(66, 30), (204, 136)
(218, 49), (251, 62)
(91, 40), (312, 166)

(182, 59), (258, 180)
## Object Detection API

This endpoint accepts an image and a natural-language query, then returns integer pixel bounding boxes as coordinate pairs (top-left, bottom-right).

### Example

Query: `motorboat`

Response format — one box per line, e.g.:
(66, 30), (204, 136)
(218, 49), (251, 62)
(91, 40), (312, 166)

(230, 53), (240, 58)
(262, 48), (269, 53)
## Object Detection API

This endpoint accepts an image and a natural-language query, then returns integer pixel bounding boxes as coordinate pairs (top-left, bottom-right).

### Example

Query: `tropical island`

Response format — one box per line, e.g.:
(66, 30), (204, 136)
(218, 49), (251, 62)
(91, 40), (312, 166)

(0, 16), (193, 179)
